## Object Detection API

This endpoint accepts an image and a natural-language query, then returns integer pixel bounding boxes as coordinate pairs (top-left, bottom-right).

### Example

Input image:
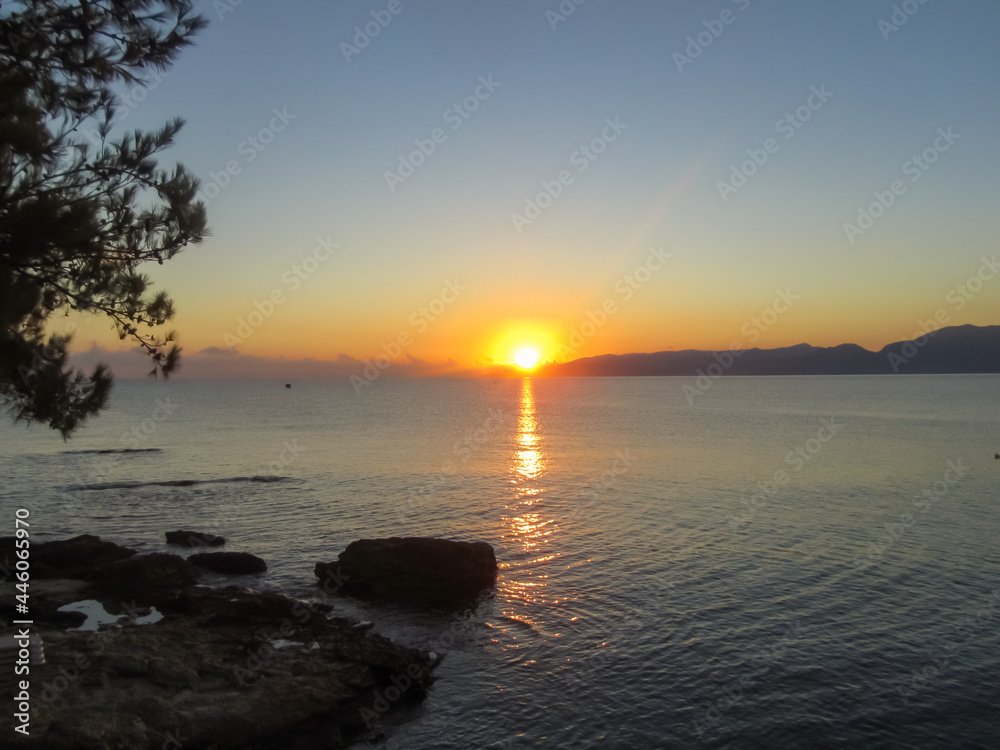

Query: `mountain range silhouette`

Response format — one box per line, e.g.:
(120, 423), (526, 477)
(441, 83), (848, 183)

(537, 324), (1000, 377)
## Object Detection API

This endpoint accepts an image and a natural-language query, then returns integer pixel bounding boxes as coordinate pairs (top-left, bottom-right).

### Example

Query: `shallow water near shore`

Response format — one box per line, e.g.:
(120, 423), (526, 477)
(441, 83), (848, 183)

(2, 374), (999, 748)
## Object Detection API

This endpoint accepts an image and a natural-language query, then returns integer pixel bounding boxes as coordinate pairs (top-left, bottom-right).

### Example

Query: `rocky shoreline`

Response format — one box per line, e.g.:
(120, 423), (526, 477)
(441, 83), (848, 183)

(1, 534), (496, 749)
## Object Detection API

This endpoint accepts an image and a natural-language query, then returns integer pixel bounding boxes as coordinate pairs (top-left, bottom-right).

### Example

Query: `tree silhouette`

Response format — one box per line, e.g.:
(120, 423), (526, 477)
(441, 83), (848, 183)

(0, 0), (208, 437)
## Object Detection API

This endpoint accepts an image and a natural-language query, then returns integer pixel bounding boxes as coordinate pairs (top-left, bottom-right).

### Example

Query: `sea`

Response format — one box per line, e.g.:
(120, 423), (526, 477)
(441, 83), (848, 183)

(1, 374), (999, 749)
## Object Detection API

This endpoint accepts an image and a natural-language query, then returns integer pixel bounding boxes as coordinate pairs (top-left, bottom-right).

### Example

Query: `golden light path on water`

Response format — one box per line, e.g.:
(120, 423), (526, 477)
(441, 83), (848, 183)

(498, 378), (561, 635)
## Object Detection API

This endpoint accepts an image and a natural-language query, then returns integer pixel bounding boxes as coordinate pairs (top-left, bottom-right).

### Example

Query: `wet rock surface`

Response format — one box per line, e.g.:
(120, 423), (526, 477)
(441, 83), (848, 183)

(164, 530), (226, 548)
(1, 534), (136, 580)
(1, 536), (439, 749)
(315, 536), (498, 606)
(189, 551), (268, 575)
(95, 552), (202, 595)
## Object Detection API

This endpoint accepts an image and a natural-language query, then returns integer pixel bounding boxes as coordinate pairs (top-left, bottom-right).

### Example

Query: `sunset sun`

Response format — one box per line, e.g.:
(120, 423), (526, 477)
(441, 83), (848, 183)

(514, 348), (540, 370)
(493, 324), (557, 372)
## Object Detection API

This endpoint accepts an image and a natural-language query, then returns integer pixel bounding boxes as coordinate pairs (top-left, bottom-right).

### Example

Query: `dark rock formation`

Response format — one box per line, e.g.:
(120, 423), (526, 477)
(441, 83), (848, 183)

(165, 530), (225, 548)
(95, 553), (201, 595)
(188, 552), (267, 575)
(0, 578), (91, 628)
(1, 584), (436, 749)
(0, 534), (440, 749)
(0, 534), (137, 580)
(315, 536), (497, 605)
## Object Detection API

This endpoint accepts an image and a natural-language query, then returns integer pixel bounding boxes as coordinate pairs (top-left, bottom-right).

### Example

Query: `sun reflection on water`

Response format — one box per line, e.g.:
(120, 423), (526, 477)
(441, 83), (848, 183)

(513, 377), (544, 482)
(499, 378), (558, 627)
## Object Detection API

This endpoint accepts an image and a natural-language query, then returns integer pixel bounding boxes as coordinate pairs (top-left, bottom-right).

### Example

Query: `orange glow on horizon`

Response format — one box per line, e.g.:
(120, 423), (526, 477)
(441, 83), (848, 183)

(493, 323), (560, 369)
(64, 285), (1000, 377)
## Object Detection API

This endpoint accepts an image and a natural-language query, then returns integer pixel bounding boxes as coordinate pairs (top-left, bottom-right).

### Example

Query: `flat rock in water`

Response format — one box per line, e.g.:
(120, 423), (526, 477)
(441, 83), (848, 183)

(165, 530), (226, 548)
(95, 553), (201, 595)
(315, 536), (497, 606)
(189, 552), (267, 575)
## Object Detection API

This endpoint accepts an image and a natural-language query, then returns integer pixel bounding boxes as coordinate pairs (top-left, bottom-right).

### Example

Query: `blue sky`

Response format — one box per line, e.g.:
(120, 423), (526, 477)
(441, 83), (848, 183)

(66, 0), (1000, 374)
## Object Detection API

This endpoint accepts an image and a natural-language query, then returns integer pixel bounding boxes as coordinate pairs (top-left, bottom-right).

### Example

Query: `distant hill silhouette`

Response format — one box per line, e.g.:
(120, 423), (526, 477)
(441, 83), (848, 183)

(537, 324), (1000, 377)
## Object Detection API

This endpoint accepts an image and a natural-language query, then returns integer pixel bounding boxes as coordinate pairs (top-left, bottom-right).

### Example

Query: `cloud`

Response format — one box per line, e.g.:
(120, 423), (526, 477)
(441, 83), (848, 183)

(70, 342), (156, 378)
(69, 344), (476, 380)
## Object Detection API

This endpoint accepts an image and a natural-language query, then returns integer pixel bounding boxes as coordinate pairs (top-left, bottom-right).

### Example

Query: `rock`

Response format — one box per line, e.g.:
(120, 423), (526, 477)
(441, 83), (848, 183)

(166, 589), (308, 625)
(188, 552), (267, 575)
(95, 553), (200, 594)
(104, 654), (151, 677)
(0, 577), (92, 627)
(0, 537), (12, 582)
(315, 537), (497, 605)
(0, 534), (136, 580)
(38, 710), (151, 750)
(165, 530), (225, 548)
(0, 584), (437, 749)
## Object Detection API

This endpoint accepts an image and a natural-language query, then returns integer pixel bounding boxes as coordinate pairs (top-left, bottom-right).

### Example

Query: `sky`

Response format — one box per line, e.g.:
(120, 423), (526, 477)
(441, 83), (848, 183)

(63, 0), (1000, 377)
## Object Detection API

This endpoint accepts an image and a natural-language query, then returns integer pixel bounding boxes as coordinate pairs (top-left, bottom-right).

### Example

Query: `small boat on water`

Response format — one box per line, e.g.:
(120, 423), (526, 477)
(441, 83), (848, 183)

(285, 383), (291, 389)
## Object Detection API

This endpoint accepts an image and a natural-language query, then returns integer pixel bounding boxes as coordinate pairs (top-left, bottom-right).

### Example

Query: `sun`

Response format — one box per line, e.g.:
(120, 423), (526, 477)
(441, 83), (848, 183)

(492, 324), (557, 371)
(514, 348), (540, 370)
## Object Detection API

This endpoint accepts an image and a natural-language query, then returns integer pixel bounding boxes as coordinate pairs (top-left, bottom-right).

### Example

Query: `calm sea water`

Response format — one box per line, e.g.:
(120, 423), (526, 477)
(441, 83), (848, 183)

(2, 375), (999, 749)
